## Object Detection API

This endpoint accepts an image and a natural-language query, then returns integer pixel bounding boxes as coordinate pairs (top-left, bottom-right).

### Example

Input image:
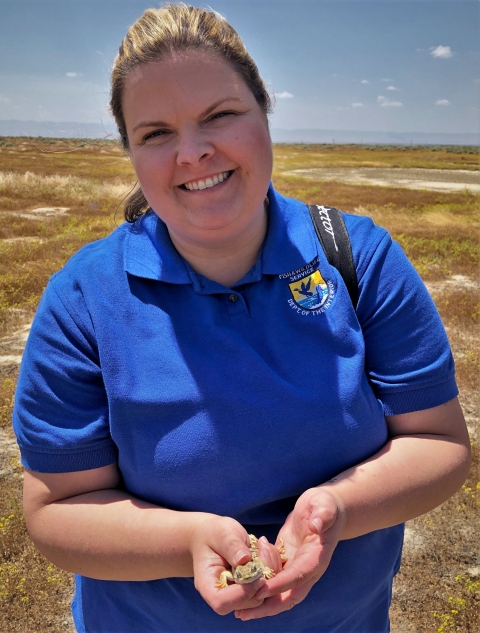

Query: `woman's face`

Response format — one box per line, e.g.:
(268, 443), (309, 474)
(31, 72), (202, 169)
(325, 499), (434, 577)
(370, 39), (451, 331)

(123, 50), (273, 249)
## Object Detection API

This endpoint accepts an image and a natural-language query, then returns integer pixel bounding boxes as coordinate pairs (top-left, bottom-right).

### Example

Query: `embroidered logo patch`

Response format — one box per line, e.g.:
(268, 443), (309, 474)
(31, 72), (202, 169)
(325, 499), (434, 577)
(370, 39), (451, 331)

(289, 270), (329, 310)
(279, 257), (335, 316)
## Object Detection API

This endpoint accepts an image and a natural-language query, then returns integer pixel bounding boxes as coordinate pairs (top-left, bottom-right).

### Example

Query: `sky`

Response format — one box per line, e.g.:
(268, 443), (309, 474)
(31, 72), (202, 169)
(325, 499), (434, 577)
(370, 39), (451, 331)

(0, 0), (478, 136)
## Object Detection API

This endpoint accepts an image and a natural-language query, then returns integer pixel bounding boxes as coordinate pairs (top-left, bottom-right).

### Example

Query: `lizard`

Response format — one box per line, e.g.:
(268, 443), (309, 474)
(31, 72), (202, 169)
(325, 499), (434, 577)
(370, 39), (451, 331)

(215, 533), (287, 588)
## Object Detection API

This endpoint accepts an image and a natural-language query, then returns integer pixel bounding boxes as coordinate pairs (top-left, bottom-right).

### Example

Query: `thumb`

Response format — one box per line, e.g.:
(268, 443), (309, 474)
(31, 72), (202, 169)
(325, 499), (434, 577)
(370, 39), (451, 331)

(308, 497), (339, 535)
(225, 534), (254, 567)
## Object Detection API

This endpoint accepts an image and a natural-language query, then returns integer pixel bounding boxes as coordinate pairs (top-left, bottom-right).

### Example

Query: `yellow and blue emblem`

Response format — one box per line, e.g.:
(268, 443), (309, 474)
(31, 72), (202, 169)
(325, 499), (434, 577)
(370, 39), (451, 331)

(288, 270), (329, 310)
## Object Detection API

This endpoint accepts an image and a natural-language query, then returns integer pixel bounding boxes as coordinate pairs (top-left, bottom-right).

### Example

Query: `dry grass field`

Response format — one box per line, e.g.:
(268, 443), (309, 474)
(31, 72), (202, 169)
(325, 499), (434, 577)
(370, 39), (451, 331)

(0, 137), (478, 632)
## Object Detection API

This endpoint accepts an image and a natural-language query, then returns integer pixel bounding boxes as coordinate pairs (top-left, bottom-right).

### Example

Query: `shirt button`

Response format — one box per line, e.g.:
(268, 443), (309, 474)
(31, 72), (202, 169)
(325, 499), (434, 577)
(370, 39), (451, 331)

(228, 293), (238, 303)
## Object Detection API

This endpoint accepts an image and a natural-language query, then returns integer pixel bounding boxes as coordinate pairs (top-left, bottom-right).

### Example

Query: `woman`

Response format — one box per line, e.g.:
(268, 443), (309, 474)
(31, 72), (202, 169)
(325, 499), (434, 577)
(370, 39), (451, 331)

(13, 4), (470, 632)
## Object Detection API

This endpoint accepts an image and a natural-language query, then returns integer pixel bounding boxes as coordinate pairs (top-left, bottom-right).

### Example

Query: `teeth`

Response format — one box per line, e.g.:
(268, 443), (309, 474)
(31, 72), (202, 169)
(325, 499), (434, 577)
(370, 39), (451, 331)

(184, 171), (230, 191)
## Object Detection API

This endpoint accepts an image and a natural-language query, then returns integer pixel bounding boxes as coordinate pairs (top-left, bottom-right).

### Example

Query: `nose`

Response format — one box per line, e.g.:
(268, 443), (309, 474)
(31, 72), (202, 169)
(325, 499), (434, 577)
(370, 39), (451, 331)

(176, 128), (214, 166)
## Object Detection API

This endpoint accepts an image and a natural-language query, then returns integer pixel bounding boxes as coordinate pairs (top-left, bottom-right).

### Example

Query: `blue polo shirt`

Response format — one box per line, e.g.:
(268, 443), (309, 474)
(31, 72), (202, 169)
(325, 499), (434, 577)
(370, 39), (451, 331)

(13, 184), (457, 632)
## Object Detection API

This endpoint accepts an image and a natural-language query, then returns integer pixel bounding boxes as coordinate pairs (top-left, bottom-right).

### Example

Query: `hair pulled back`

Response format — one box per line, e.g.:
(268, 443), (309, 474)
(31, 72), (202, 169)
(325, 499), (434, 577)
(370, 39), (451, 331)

(110, 2), (272, 222)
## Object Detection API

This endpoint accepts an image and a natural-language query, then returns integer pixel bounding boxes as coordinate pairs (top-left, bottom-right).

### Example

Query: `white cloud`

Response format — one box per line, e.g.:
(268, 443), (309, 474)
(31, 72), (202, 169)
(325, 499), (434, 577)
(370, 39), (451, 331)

(332, 73), (338, 77)
(381, 78), (392, 82)
(377, 96), (403, 108)
(352, 102), (365, 108)
(430, 46), (454, 59)
(361, 80), (369, 84)
(0, 96), (10, 104)
(473, 78), (480, 84)
(435, 99), (451, 106)
(275, 91), (294, 99)
(66, 72), (83, 78)
(387, 86), (400, 92)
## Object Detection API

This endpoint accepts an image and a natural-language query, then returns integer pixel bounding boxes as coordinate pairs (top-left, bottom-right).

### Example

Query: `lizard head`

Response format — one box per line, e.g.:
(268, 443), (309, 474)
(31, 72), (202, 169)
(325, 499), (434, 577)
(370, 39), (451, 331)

(232, 560), (265, 584)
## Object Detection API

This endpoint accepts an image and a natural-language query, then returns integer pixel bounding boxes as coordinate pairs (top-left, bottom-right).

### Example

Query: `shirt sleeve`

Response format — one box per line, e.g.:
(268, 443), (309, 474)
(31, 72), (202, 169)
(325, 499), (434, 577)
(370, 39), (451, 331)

(346, 213), (458, 416)
(12, 277), (117, 473)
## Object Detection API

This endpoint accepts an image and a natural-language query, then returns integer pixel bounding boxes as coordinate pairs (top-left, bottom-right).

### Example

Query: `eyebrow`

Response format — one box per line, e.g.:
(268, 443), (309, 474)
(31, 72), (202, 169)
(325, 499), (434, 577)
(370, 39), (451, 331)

(132, 97), (243, 133)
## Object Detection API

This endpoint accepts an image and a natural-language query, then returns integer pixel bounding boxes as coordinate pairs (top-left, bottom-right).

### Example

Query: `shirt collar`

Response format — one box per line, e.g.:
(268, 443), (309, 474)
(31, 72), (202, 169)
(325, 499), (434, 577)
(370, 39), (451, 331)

(124, 184), (319, 282)
(124, 211), (191, 283)
(261, 183), (319, 275)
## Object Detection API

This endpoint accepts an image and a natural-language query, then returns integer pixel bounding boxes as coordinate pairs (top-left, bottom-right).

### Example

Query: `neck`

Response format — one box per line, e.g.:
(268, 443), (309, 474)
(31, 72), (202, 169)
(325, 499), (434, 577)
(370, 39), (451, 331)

(168, 203), (268, 288)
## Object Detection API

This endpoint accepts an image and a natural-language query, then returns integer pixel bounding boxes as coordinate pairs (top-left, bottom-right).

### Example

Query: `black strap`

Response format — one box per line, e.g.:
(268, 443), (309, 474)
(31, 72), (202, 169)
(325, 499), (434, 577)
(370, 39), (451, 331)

(307, 205), (359, 310)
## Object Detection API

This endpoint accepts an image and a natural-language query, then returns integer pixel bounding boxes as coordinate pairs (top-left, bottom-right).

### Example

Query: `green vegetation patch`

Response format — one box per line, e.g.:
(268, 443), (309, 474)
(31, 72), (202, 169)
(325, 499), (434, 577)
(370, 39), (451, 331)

(273, 143), (479, 171)
(396, 234), (479, 279)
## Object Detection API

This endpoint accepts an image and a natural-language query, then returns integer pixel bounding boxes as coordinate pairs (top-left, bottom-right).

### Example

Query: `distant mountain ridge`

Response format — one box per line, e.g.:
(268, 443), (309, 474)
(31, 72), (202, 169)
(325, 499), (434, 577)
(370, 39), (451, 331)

(0, 119), (477, 146)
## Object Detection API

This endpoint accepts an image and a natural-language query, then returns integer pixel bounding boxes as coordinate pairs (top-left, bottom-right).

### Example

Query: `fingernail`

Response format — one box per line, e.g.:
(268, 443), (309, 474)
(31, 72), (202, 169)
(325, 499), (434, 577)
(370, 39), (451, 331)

(312, 518), (323, 534)
(259, 536), (268, 543)
(233, 549), (247, 565)
(256, 589), (269, 600)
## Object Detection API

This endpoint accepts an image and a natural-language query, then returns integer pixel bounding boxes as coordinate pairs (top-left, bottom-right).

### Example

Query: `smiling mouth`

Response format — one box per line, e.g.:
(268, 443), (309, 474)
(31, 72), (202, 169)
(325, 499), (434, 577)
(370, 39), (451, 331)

(180, 170), (233, 191)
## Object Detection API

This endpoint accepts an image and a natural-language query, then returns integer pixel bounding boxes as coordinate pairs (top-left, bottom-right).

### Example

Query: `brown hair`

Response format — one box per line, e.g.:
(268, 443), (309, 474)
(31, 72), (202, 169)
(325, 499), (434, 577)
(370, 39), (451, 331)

(110, 2), (272, 222)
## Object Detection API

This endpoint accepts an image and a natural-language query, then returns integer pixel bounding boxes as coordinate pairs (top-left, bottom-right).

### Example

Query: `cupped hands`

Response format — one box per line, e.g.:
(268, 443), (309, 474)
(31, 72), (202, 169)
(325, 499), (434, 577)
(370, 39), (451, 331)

(235, 487), (346, 621)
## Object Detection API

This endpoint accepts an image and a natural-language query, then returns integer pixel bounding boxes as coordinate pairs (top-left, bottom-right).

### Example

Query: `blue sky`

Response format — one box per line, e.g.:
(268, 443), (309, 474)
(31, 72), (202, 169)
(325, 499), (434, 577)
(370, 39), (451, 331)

(0, 0), (478, 134)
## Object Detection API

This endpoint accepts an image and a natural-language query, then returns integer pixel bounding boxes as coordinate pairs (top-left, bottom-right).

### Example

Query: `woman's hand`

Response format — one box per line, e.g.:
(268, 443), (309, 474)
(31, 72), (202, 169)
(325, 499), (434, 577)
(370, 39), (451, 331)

(221, 400), (471, 622)
(190, 515), (281, 616)
(235, 488), (345, 621)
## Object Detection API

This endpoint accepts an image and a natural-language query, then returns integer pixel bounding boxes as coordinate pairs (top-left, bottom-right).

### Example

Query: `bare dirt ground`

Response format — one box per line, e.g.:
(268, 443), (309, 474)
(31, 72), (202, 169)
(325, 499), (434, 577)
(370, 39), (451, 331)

(284, 167), (480, 193)
(11, 206), (70, 220)
(0, 323), (31, 370)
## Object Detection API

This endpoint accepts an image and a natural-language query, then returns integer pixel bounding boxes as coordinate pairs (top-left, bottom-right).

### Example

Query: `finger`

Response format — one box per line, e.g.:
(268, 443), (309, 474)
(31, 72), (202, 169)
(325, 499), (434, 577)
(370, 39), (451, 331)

(256, 561), (317, 598)
(256, 536), (283, 573)
(214, 531), (254, 567)
(308, 502), (338, 536)
(235, 583), (313, 620)
(200, 577), (266, 616)
(255, 544), (329, 598)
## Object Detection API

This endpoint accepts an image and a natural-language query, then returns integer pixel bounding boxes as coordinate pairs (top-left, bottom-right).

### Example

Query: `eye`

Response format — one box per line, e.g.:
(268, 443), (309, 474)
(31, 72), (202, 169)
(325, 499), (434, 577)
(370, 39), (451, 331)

(143, 129), (169, 142)
(209, 110), (235, 122)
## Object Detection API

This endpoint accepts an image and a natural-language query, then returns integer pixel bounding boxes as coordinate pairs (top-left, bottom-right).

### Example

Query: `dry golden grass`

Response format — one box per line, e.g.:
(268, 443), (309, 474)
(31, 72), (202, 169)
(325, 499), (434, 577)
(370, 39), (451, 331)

(272, 142), (478, 172)
(0, 171), (131, 211)
(0, 137), (478, 632)
(0, 137), (130, 181)
(0, 138), (136, 341)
